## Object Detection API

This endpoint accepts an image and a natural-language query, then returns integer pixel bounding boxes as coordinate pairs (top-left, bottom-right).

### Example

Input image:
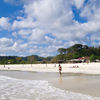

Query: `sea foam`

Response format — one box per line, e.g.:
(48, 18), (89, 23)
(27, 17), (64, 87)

(0, 75), (99, 100)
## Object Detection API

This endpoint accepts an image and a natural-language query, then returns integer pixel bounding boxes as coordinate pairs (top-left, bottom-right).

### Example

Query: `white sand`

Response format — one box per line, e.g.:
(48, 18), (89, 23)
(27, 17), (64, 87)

(0, 63), (100, 74)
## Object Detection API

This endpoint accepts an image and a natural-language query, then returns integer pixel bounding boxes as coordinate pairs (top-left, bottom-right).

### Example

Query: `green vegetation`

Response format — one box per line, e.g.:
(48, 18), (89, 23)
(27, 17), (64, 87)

(51, 44), (100, 63)
(0, 55), (53, 64)
(0, 44), (100, 64)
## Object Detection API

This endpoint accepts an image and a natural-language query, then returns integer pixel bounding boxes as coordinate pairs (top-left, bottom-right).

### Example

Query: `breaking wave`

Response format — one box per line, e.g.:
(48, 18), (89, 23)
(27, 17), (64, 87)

(0, 75), (99, 100)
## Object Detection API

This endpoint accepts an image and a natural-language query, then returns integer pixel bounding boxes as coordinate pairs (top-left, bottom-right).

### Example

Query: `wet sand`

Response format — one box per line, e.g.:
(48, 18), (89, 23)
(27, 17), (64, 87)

(0, 71), (100, 98)
(53, 74), (100, 98)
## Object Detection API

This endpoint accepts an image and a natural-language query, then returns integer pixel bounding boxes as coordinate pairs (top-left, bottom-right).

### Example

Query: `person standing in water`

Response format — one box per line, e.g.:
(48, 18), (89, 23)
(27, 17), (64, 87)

(58, 64), (62, 75)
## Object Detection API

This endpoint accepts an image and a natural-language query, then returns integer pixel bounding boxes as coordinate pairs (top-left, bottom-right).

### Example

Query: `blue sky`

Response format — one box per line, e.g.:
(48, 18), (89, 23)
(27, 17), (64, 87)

(0, 0), (22, 17)
(0, 0), (100, 57)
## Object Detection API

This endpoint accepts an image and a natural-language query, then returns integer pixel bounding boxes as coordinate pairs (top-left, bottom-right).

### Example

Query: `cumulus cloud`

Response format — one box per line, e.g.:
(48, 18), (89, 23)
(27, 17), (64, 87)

(79, 0), (100, 42)
(0, 38), (13, 47)
(73, 0), (85, 9)
(0, 38), (13, 53)
(12, 41), (28, 52)
(29, 29), (46, 42)
(12, 18), (37, 29)
(1, 0), (100, 56)
(18, 29), (32, 39)
(0, 17), (11, 30)
(24, 0), (73, 28)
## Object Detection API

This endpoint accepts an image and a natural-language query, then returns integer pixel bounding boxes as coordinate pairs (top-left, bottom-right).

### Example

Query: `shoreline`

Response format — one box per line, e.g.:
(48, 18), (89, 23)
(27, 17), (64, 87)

(0, 63), (100, 75)
(0, 70), (100, 98)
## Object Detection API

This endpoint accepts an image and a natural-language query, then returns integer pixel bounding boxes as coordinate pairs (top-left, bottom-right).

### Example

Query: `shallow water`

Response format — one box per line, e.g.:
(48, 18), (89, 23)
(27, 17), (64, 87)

(0, 71), (100, 100)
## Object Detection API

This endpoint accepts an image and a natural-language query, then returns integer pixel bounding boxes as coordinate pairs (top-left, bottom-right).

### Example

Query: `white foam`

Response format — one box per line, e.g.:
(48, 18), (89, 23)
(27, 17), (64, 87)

(0, 75), (99, 100)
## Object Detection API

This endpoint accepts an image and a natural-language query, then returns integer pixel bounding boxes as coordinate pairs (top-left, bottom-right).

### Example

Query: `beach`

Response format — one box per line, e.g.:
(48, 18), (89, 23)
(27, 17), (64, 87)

(0, 63), (100, 74)
(0, 63), (100, 100)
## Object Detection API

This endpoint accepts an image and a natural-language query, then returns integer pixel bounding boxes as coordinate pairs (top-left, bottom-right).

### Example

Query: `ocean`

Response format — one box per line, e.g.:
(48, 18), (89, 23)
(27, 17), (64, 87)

(0, 71), (100, 100)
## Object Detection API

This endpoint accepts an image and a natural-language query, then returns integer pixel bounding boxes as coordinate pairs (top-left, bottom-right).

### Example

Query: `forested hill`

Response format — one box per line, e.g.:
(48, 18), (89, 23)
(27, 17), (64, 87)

(51, 44), (100, 62)
(0, 55), (53, 64)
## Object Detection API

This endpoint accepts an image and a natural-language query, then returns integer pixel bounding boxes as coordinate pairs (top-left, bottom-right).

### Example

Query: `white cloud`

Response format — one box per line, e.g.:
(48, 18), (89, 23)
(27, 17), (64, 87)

(73, 0), (85, 9)
(0, 17), (11, 30)
(18, 29), (32, 38)
(80, 0), (100, 21)
(1, 0), (100, 56)
(0, 38), (13, 47)
(24, 0), (73, 27)
(12, 18), (37, 29)
(12, 32), (17, 37)
(29, 29), (46, 42)
(0, 38), (14, 52)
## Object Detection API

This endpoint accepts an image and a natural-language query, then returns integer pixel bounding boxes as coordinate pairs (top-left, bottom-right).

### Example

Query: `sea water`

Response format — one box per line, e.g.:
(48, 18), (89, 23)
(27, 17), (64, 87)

(0, 75), (100, 100)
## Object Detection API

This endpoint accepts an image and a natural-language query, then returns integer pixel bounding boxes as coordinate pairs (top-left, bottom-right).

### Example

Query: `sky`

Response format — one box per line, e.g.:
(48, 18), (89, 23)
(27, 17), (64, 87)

(0, 0), (100, 57)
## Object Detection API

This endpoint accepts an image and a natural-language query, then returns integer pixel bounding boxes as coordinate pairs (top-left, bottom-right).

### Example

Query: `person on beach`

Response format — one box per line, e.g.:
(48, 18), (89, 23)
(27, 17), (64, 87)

(58, 64), (62, 75)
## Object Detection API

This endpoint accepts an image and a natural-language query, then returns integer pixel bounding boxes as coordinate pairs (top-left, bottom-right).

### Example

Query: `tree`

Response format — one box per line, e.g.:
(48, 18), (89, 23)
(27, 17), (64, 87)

(66, 44), (83, 53)
(51, 57), (58, 63)
(73, 52), (80, 59)
(58, 48), (67, 54)
(90, 54), (96, 62)
(16, 57), (23, 64)
(56, 44), (100, 61)
(27, 56), (36, 66)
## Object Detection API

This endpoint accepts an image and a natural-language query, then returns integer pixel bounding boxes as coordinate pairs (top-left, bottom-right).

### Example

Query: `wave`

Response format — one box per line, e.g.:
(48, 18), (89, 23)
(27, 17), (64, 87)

(0, 75), (99, 100)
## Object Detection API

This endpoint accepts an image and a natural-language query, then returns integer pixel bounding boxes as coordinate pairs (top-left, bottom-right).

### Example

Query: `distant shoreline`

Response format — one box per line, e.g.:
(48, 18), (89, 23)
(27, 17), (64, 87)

(0, 63), (100, 75)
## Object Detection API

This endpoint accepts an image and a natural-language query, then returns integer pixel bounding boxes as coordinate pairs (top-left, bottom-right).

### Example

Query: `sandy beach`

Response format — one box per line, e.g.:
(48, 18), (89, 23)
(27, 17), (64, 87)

(0, 63), (100, 99)
(0, 63), (100, 75)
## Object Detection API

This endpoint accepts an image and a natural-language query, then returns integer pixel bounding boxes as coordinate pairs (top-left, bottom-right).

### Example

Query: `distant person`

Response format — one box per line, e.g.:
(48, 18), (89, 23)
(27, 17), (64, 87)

(87, 61), (89, 64)
(8, 67), (10, 69)
(58, 64), (62, 75)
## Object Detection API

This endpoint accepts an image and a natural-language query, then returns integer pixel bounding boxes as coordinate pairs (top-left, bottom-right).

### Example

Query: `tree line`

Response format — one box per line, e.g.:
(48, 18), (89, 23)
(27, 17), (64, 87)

(0, 55), (53, 64)
(51, 44), (100, 62)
